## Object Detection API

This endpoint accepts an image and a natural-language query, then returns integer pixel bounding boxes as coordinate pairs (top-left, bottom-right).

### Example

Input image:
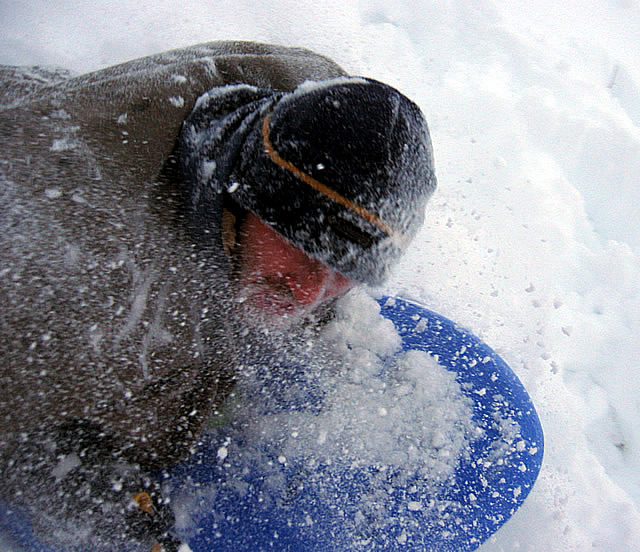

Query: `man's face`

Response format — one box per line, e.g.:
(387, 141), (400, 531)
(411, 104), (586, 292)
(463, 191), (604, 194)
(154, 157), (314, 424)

(234, 211), (354, 323)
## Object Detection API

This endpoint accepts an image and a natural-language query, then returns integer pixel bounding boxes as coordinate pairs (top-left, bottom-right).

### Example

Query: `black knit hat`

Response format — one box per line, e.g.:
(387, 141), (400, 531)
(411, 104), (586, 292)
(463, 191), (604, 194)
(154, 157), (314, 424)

(180, 77), (436, 285)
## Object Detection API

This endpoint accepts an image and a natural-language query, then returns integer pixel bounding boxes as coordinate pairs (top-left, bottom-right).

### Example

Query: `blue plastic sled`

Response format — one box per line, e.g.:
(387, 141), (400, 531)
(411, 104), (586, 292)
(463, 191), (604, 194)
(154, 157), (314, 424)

(1, 296), (544, 551)
(168, 295), (544, 551)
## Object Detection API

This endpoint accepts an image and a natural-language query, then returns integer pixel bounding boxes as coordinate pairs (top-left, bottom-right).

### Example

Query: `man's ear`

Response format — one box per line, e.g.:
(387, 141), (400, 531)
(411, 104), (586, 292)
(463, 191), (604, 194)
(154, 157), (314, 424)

(221, 208), (237, 258)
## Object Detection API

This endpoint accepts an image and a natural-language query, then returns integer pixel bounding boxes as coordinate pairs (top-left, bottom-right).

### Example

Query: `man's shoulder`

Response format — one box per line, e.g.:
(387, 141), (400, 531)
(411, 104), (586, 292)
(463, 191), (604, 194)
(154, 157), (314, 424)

(2, 41), (347, 106)
(60, 41), (347, 94)
(0, 65), (73, 108)
(107, 40), (349, 92)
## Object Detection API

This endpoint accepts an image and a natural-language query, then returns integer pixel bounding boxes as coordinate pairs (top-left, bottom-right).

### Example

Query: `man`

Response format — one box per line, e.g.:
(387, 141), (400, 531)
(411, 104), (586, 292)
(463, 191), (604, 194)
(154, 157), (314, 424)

(0, 42), (436, 551)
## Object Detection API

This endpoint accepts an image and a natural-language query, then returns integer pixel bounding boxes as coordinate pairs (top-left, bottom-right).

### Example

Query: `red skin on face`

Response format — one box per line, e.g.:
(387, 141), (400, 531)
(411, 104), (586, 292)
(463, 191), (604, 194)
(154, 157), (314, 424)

(236, 212), (354, 317)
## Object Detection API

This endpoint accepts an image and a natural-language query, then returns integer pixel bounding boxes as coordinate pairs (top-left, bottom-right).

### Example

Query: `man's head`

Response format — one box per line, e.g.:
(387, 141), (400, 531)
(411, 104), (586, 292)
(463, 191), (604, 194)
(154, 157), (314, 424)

(180, 76), (436, 324)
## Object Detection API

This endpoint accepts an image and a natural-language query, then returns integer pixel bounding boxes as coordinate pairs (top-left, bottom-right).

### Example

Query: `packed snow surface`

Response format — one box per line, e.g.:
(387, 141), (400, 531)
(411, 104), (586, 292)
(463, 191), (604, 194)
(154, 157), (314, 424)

(2, 0), (640, 550)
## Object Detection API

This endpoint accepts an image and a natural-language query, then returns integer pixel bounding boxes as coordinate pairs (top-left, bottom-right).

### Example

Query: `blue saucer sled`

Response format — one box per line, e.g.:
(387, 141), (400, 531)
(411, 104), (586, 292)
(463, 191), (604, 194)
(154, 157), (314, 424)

(1, 296), (543, 551)
(170, 296), (544, 551)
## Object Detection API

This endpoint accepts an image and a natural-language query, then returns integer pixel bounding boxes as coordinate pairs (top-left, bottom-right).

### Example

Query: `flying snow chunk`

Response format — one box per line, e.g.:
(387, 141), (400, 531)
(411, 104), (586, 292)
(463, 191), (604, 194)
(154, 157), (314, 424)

(217, 446), (228, 461)
(50, 137), (75, 151)
(169, 96), (185, 108)
(45, 188), (63, 199)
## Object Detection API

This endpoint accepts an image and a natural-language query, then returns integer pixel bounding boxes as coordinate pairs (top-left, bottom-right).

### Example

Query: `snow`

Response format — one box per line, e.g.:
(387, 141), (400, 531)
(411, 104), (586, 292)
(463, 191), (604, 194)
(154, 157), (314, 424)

(1, 0), (639, 550)
(282, 290), (476, 474)
(168, 291), (480, 546)
(202, 291), (474, 480)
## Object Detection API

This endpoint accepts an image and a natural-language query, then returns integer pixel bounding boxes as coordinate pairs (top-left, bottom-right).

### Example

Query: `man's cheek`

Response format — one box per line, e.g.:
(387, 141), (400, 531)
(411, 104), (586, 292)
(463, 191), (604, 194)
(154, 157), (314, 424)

(325, 273), (355, 298)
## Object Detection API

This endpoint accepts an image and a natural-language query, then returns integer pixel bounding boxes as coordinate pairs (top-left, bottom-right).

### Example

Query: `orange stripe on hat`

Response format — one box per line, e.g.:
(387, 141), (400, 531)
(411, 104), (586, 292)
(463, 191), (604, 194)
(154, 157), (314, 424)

(262, 114), (403, 243)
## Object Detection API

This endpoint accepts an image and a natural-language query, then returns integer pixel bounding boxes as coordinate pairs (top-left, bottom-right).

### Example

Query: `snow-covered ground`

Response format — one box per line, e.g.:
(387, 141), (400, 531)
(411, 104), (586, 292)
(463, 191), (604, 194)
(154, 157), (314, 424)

(2, 1), (639, 550)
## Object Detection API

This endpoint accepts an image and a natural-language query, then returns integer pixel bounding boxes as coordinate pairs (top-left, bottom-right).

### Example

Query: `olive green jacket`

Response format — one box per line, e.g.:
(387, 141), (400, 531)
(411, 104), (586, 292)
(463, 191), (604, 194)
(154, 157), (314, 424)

(0, 42), (346, 470)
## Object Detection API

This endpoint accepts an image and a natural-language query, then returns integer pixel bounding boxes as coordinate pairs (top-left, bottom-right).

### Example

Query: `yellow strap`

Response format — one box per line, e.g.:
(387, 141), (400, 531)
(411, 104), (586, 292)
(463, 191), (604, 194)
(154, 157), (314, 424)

(261, 114), (402, 243)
